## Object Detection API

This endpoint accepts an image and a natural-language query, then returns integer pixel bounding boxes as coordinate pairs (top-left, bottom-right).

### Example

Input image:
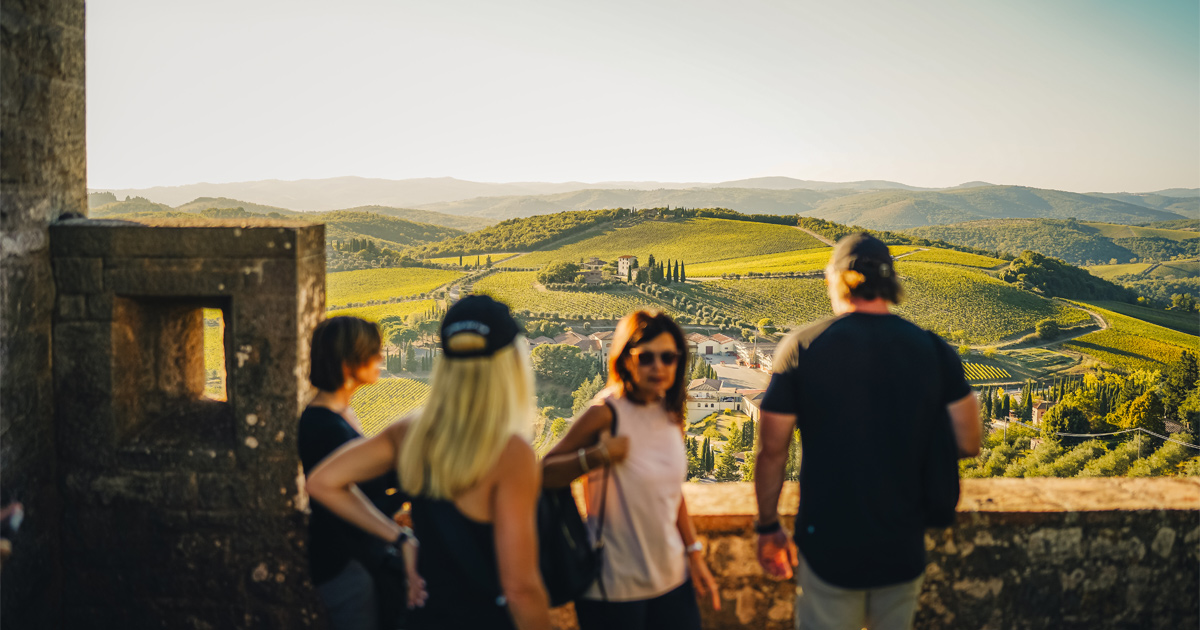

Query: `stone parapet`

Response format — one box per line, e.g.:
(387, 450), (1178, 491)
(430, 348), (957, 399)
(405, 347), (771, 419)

(48, 221), (326, 628)
(552, 479), (1200, 630)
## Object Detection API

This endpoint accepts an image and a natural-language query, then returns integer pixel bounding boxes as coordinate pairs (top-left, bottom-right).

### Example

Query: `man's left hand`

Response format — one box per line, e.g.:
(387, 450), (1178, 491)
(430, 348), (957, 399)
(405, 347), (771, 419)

(688, 550), (721, 610)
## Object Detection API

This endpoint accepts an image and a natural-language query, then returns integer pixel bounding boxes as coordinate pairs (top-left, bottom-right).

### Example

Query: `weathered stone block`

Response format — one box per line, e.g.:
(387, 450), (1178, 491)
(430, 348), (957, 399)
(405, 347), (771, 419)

(51, 256), (101, 293)
(55, 292), (84, 319)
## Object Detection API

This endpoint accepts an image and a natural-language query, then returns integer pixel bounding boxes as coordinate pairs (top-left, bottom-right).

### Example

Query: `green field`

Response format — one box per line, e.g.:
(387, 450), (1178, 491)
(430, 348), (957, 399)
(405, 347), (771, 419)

(1083, 222), (1200, 242)
(899, 248), (1007, 268)
(425, 253), (520, 266)
(473, 271), (680, 319)
(326, 268), (463, 307)
(327, 299), (438, 323)
(671, 262), (1090, 342)
(203, 309), (225, 400)
(685, 247), (832, 277)
(963, 363), (1011, 381)
(1085, 300), (1199, 336)
(506, 218), (824, 269)
(351, 377), (431, 437)
(684, 246), (927, 277)
(1086, 262), (1151, 280)
(1061, 301), (1199, 372)
(1146, 260), (1199, 279)
(1000, 347), (1076, 372)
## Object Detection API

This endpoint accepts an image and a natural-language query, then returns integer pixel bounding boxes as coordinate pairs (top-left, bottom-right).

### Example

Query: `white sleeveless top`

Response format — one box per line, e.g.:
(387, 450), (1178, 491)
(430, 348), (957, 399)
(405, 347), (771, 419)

(582, 390), (689, 601)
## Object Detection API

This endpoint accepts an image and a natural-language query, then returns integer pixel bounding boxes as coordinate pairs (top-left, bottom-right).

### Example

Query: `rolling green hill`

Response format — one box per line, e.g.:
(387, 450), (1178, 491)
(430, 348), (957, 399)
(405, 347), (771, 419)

(91, 196), (175, 216)
(317, 211), (463, 251)
(1062, 302), (1199, 372)
(905, 218), (1198, 265)
(173, 197), (301, 216)
(666, 262), (1090, 343)
(810, 186), (1184, 230)
(328, 205), (495, 232)
(417, 187), (850, 219)
(507, 217), (824, 269)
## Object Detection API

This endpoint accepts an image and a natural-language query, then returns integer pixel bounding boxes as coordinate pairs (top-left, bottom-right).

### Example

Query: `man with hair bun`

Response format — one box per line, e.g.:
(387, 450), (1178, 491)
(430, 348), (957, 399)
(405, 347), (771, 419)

(752, 233), (981, 630)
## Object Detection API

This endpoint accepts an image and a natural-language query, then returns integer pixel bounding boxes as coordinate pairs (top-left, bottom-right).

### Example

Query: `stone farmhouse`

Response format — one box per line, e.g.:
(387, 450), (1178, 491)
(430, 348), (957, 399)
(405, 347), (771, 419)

(617, 255), (637, 278)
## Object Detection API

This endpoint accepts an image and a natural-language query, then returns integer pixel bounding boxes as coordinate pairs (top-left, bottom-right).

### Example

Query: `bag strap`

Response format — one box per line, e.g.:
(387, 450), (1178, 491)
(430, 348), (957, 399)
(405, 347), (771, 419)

(594, 399), (619, 601)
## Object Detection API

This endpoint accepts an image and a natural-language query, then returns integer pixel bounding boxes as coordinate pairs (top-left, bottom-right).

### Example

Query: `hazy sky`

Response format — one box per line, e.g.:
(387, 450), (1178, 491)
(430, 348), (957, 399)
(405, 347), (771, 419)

(88, 0), (1199, 192)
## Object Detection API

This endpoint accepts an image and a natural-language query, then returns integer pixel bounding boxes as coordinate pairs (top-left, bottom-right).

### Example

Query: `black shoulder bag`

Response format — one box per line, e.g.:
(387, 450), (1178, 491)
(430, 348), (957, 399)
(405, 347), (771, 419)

(537, 399), (618, 606)
(922, 330), (962, 528)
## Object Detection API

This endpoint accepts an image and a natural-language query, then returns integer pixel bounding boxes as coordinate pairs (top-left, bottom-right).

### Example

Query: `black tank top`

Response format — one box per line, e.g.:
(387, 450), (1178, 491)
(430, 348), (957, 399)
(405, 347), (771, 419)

(407, 496), (514, 630)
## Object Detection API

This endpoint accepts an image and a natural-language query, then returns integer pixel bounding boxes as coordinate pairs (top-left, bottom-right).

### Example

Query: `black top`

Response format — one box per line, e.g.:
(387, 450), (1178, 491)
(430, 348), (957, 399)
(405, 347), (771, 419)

(406, 496), (514, 630)
(760, 313), (971, 589)
(298, 406), (404, 585)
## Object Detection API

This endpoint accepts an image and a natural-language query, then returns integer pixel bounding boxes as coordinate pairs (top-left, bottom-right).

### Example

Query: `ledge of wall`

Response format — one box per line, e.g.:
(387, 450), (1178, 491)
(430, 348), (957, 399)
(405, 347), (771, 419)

(552, 479), (1200, 630)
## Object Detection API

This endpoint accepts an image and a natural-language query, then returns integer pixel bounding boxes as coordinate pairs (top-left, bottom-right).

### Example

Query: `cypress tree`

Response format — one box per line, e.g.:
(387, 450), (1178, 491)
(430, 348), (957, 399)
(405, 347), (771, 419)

(673, 260), (680, 282)
(680, 262), (686, 283)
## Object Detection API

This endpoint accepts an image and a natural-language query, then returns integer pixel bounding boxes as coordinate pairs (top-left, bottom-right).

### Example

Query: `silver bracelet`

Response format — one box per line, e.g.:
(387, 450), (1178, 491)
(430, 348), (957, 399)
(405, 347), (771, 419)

(577, 447), (590, 473)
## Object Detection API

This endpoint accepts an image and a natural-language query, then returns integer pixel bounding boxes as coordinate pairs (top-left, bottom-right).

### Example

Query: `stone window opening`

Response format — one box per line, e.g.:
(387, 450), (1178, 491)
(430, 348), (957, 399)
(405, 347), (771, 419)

(111, 296), (235, 450)
(203, 307), (227, 402)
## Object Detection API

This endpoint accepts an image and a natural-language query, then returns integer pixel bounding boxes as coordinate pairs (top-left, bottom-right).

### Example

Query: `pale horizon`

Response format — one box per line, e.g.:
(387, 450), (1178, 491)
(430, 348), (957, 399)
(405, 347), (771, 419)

(88, 0), (1199, 193)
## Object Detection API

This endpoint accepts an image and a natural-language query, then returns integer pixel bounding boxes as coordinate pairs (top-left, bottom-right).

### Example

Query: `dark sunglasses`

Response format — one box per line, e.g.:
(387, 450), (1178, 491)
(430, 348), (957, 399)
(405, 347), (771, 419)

(630, 350), (682, 366)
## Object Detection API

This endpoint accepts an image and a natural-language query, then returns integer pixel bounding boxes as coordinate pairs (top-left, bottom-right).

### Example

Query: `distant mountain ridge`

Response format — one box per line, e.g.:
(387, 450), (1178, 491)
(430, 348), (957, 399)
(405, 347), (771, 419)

(89, 177), (1193, 229)
(89, 195), (492, 232)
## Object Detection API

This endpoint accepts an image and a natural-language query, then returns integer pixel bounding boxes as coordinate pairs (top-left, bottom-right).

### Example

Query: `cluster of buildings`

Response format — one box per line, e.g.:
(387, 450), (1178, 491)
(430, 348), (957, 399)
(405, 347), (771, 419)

(685, 377), (766, 424)
(528, 330), (772, 369)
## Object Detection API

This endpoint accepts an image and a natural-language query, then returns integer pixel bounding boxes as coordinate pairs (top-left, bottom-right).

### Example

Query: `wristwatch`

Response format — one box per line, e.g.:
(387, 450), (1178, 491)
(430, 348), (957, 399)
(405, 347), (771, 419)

(685, 540), (704, 554)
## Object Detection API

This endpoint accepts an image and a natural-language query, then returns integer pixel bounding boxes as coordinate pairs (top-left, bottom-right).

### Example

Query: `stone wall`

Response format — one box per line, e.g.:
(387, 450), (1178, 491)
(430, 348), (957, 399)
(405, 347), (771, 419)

(49, 220), (326, 628)
(0, 0), (86, 626)
(562, 479), (1197, 630)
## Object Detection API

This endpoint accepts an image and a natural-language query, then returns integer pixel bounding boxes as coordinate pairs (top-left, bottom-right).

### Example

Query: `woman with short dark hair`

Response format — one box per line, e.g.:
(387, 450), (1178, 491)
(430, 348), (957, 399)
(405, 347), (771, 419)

(299, 316), (410, 630)
(542, 310), (720, 629)
(306, 296), (551, 630)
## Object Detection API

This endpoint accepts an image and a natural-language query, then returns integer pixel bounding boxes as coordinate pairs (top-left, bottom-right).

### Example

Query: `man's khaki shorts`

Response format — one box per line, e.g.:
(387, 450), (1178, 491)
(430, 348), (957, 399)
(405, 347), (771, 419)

(794, 555), (924, 630)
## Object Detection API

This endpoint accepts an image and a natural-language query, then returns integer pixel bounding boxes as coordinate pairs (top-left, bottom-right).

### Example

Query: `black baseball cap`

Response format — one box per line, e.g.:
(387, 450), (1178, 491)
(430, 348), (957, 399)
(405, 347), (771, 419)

(830, 232), (894, 278)
(440, 295), (522, 358)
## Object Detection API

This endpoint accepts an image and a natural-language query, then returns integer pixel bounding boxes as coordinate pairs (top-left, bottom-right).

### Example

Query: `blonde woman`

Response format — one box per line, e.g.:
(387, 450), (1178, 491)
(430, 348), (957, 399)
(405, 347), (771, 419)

(307, 296), (551, 630)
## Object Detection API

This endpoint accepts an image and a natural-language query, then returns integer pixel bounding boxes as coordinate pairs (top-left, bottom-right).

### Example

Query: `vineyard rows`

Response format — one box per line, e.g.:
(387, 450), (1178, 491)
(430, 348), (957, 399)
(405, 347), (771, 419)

(669, 262), (1090, 343)
(327, 299), (438, 323)
(424, 253), (520, 266)
(473, 272), (682, 319)
(964, 435), (1198, 478)
(351, 377), (432, 437)
(1061, 301), (1199, 372)
(507, 218), (825, 269)
(327, 267), (463, 307)
(962, 363), (1011, 381)
(899, 248), (1007, 268)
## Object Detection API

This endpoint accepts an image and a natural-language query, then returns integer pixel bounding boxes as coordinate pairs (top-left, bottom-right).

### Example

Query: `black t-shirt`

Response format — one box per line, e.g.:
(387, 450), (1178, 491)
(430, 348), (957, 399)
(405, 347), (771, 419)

(298, 406), (405, 585)
(761, 313), (971, 589)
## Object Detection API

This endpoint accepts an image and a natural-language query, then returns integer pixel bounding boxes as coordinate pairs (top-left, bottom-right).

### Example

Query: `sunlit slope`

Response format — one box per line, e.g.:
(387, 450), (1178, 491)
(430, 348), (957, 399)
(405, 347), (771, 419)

(1084, 301), (1199, 336)
(327, 300), (438, 323)
(671, 262), (1090, 343)
(473, 272), (681, 319)
(351, 378), (431, 437)
(507, 218), (824, 269)
(1082, 222), (1200, 242)
(1062, 302), (1199, 372)
(326, 268), (463, 307)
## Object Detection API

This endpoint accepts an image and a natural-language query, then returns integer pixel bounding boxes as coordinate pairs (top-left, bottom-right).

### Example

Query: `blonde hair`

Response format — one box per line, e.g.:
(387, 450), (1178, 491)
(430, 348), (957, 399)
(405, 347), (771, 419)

(398, 341), (535, 499)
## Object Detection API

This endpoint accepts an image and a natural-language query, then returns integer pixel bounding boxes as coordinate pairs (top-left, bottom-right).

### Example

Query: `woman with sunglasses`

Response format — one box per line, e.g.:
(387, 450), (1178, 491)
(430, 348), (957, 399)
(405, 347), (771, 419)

(543, 310), (720, 630)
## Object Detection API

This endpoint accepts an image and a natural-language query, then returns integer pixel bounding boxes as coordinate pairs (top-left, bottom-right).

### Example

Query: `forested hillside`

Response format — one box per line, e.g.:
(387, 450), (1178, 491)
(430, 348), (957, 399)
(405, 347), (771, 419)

(811, 186), (1184, 230)
(905, 218), (1199, 265)
(412, 208), (630, 256)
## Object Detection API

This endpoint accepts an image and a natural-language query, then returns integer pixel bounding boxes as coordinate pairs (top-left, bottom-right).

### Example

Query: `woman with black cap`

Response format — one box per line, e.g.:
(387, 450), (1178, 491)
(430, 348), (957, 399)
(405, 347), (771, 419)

(306, 296), (551, 630)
